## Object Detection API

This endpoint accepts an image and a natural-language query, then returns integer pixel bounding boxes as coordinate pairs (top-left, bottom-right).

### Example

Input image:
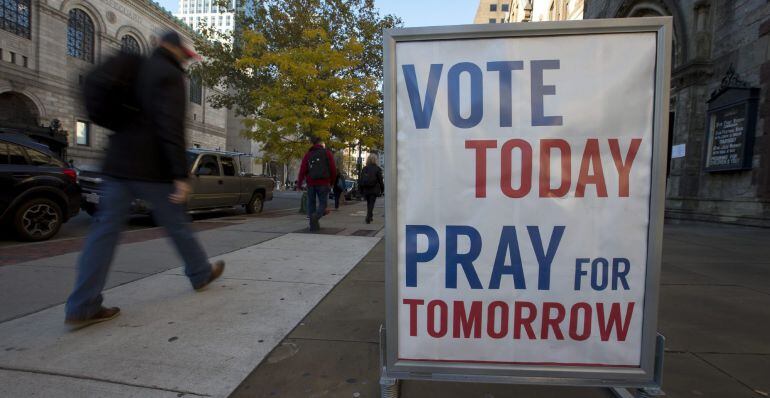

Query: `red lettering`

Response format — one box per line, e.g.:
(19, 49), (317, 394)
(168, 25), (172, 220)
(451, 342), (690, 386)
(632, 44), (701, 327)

(568, 302), (592, 341)
(465, 140), (498, 198)
(576, 138), (608, 197)
(427, 300), (448, 338)
(513, 301), (537, 339)
(403, 299), (424, 337)
(539, 139), (571, 198)
(541, 302), (566, 340)
(487, 301), (509, 339)
(598, 302), (635, 341)
(453, 301), (482, 338)
(501, 139), (532, 198)
(609, 138), (642, 197)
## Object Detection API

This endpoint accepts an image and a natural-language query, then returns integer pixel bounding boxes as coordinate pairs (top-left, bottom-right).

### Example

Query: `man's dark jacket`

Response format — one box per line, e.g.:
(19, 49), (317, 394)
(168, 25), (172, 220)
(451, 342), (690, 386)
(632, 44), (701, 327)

(102, 47), (189, 182)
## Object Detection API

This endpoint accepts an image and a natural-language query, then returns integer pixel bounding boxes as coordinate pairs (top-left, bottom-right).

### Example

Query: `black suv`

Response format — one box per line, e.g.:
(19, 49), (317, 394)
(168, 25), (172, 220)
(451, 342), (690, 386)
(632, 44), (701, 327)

(0, 133), (80, 241)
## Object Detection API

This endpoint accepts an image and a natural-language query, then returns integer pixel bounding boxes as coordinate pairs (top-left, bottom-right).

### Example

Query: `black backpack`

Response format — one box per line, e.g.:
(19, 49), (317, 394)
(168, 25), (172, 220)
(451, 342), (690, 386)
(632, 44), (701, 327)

(307, 148), (330, 180)
(360, 166), (378, 188)
(83, 52), (144, 131)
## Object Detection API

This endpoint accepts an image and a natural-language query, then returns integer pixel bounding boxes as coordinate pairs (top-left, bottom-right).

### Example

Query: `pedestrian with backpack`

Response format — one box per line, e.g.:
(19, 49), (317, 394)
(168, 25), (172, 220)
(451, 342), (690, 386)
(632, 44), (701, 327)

(296, 137), (337, 231)
(358, 154), (384, 224)
(65, 31), (224, 329)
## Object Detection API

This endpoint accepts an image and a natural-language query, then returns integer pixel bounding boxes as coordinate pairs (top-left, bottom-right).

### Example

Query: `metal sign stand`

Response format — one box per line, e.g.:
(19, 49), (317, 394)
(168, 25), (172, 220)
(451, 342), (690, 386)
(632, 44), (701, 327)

(379, 326), (666, 398)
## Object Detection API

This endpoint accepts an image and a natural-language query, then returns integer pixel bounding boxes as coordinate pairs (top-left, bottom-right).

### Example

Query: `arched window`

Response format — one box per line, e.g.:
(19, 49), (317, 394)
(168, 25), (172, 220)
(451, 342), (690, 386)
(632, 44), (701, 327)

(67, 9), (95, 63)
(121, 35), (141, 54)
(0, 0), (31, 38)
(189, 75), (202, 105)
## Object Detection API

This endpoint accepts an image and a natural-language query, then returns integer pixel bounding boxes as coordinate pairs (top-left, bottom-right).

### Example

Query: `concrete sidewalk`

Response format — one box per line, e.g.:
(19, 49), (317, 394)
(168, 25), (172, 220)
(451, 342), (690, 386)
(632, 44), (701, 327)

(231, 220), (770, 398)
(0, 200), (384, 397)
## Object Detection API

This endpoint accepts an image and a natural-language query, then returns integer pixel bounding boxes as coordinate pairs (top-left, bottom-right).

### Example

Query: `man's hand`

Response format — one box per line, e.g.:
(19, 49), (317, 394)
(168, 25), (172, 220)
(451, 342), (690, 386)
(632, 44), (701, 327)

(169, 180), (192, 204)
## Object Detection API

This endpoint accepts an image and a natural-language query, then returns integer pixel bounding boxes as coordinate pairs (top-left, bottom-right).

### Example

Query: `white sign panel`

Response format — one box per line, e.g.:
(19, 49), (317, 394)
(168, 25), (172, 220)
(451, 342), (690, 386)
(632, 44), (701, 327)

(394, 33), (656, 368)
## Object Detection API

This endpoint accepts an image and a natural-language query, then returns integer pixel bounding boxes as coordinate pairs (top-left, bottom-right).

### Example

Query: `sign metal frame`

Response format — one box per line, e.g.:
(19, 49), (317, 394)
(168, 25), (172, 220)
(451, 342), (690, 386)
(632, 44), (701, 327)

(383, 17), (672, 388)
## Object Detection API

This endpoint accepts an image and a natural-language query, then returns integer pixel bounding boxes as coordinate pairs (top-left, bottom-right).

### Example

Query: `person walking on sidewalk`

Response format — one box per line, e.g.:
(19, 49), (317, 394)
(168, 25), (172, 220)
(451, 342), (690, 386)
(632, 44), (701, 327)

(358, 154), (384, 224)
(296, 137), (336, 231)
(65, 32), (224, 329)
(332, 152), (346, 210)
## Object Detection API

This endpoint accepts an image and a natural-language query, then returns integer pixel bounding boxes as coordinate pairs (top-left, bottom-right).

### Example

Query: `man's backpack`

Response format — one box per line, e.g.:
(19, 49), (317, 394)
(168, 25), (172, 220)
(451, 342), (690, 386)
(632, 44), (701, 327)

(360, 166), (378, 188)
(307, 148), (330, 180)
(83, 52), (144, 131)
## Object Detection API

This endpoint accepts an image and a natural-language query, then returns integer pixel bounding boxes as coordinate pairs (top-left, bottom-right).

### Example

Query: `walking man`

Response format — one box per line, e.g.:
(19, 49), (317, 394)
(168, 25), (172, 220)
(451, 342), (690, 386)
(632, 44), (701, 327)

(296, 137), (336, 231)
(358, 154), (384, 224)
(65, 32), (224, 329)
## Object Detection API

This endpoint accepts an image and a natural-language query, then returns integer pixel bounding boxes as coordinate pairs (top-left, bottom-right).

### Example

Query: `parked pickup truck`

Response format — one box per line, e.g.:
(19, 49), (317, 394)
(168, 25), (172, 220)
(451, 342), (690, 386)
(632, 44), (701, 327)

(79, 149), (274, 215)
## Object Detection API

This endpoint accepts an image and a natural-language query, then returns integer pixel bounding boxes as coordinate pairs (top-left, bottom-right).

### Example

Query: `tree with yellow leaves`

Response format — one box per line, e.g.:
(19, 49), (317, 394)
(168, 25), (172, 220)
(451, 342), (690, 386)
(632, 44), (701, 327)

(193, 0), (401, 164)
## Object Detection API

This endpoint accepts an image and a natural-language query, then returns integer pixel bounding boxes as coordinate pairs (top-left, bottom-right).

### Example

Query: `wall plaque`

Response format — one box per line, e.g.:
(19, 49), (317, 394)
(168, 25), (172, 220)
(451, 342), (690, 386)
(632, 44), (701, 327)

(704, 72), (758, 172)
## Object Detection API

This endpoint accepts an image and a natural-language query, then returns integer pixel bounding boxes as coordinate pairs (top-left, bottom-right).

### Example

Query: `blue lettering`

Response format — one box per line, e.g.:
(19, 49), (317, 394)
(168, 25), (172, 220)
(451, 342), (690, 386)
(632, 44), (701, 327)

(446, 225), (483, 289)
(489, 226), (526, 289)
(575, 258), (590, 290)
(591, 257), (610, 290)
(612, 258), (631, 290)
(448, 62), (484, 128)
(530, 60), (563, 126)
(527, 225), (565, 290)
(487, 61), (523, 127)
(402, 64), (443, 129)
(405, 225), (439, 287)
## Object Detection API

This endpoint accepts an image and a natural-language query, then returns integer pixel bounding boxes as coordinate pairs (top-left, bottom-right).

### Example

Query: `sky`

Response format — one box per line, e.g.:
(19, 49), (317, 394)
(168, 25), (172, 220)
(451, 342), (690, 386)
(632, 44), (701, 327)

(155, 0), (478, 27)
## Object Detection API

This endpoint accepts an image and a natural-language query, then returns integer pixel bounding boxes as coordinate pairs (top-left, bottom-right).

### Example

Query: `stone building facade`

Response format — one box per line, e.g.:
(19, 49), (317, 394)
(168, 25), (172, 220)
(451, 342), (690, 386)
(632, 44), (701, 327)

(475, 1), (584, 24)
(585, 0), (770, 227)
(0, 0), (228, 169)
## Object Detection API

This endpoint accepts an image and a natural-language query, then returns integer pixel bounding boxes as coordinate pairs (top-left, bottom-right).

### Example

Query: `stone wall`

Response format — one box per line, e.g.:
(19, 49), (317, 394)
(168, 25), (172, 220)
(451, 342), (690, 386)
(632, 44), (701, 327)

(0, 0), (232, 169)
(585, 0), (770, 227)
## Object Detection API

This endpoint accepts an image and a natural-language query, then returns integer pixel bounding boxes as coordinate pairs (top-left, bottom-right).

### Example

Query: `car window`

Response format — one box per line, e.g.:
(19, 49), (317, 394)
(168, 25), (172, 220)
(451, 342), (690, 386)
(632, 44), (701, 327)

(26, 148), (53, 166)
(8, 144), (28, 165)
(197, 155), (220, 176)
(221, 156), (236, 176)
(0, 142), (8, 164)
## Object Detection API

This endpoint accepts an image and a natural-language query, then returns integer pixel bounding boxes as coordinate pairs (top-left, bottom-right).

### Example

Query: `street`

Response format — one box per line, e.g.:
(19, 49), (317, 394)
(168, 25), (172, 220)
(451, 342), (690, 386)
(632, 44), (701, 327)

(0, 190), (304, 248)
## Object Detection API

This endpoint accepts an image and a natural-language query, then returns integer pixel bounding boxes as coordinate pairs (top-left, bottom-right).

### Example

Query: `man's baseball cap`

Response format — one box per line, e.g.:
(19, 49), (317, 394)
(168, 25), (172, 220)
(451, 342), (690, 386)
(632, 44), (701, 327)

(160, 31), (199, 59)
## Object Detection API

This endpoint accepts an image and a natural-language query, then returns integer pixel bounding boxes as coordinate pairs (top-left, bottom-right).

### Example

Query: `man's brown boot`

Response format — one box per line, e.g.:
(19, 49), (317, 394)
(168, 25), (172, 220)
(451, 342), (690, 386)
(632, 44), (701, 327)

(195, 260), (225, 291)
(65, 306), (121, 331)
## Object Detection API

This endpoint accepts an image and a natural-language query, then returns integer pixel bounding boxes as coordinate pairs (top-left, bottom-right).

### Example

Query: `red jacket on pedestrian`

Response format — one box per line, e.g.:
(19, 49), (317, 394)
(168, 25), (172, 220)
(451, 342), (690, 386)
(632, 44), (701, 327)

(297, 144), (337, 187)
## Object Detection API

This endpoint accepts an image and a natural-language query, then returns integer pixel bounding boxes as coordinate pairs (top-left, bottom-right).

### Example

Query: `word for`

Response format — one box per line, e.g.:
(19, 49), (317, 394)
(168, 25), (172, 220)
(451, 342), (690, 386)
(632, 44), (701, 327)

(402, 299), (636, 342)
(465, 138), (642, 198)
(402, 60), (563, 129)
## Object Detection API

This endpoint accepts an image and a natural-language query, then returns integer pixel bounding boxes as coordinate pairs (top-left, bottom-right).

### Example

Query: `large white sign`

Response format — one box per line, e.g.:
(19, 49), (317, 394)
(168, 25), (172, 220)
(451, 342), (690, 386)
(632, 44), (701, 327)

(395, 32), (656, 367)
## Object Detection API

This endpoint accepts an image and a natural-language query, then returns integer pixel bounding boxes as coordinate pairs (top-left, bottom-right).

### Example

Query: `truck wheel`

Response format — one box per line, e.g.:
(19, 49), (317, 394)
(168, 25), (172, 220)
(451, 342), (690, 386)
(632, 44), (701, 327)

(14, 198), (63, 241)
(246, 192), (264, 214)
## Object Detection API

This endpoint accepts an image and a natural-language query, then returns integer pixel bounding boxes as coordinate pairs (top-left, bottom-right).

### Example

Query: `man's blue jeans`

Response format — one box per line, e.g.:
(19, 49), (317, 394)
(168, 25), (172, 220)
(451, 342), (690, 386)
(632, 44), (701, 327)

(307, 185), (330, 224)
(65, 179), (212, 320)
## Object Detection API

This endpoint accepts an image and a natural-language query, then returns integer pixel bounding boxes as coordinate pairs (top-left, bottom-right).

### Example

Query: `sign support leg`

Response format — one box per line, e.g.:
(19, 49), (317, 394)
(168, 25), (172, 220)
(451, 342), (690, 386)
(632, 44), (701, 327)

(380, 325), (400, 398)
(610, 333), (666, 398)
(379, 325), (665, 398)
